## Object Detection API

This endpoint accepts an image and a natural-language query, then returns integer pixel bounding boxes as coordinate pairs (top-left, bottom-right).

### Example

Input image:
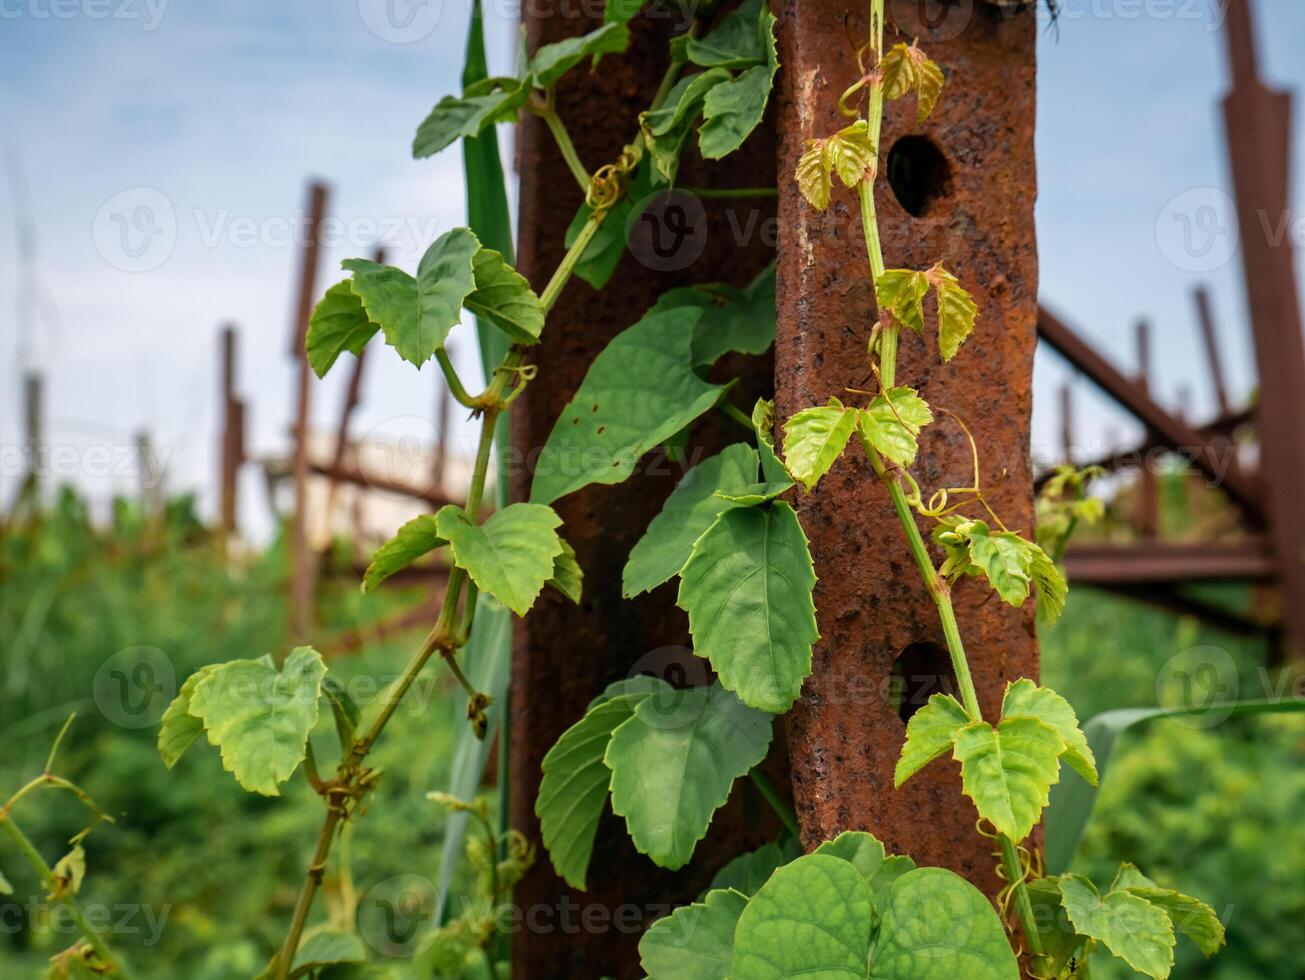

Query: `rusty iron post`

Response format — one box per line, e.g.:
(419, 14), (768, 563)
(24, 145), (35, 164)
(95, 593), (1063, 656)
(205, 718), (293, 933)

(289, 182), (329, 639)
(1059, 382), (1074, 464)
(774, 0), (1039, 893)
(1192, 286), (1231, 417)
(1134, 319), (1159, 537)
(1220, 0), (1305, 658)
(219, 324), (245, 539)
(509, 6), (780, 975)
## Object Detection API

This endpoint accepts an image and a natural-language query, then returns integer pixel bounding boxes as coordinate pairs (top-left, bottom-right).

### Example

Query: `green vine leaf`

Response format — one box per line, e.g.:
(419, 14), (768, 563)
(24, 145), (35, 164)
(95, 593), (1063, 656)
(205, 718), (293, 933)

(362, 515), (446, 593)
(641, 68), (731, 185)
(306, 280), (378, 378)
(648, 264), (777, 366)
(1111, 865), (1226, 956)
(187, 647), (328, 797)
(937, 519), (1066, 622)
(321, 675), (360, 752)
(952, 716), (1065, 841)
(932, 265), (978, 362)
(870, 868), (1020, 978)
(546, 538), (584, 604)
(752, 398), (790, 485)
(686, 0), (768, 68)
(708, 840), (797, 897)
(1056, 874), (1176, 978)
(715, 481), (793, 506)
(966, 521), (1033, 607)
(879, 42), (946, 123)
(622, 443), (759, 598)
(1001, 679), (1097, 785)
(731, 854), (872, 979)
(605, 0), (644, 25)
(465, 246), (544, 344)
(794, 121), (876, 211)
(857, 386), (933, 467)
(158, 663), (221, 769)
(528, 22), (632, 88)
(893, 692), (969, 787)
(782, 398), (857, 491)
(536, 683), (658, 889)
(677, 502), (818, 713)
(605, 681), (773, 869)
(0, 870), (11, 896)
(50, 844), (86, 899)
(530, 306), (724, 504)
(436, 503), (564, 617)
(639, 887), (749, 980)
(289, 931), (367, 978)
(1029, 543), (1068, 623)
(813, 831), (917, 906)
(875, 269), (929, 335)
(412, 77), (531, 160)
(697, 5), (778, 161)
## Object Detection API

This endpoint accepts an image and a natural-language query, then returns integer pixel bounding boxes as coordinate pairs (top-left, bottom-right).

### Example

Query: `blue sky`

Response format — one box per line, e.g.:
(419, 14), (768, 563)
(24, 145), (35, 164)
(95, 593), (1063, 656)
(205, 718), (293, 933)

(1, 0), (1301, 527)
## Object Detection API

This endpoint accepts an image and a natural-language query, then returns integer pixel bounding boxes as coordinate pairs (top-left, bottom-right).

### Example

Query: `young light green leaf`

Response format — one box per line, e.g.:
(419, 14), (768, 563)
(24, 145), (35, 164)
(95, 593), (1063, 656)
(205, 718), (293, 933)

(813, 831), (918, 906)
(894, 692), (969, 786)
(306, 280), (377, 378)
(731, 854), (872, 979)
(1002, 679), (1097, 785)
(952, 716), (1065, 841)
(187, 647), (328, 796)
(321, 675), (360, 751)
(647, 263), (777, 366)
(857, 386), (933, 467)
(530, 307), (723, 504)
(436, 503), (564, 616)
(879, 42), (947, 123)
(605, 682), (773, 869)
(875, 269), (929, 335)
(465, 246), (544, 344)
(546, 538), (584, 604)
(686, 0), (767, 68)
(415, 227), (482, 359)
(714, 481), (792, 506)
(640, 887), (749, 980)
(966, 521), (1033, 607)
(412, 78), (531, 159)
(622, 443), (759, 598)
(782, 398), (857, 491)
(1057, 874), (1176, 978)
(641, 69), (731, 185)
(158, 663), (221, 769)
(678, 503), (818, 713)
(752, 398), (790, 485)
(529, 22), (631, 88)
(536, 684), (659, 889)
(870, 868), (1020, 979)
(932, 265), (978, 361)
(50, 844), (85, 899)
(362, 515), (446, 593)
(1029, 543), (1068, 623)
(795, 121), (877, 211)
(1110, 864), (1225, 956)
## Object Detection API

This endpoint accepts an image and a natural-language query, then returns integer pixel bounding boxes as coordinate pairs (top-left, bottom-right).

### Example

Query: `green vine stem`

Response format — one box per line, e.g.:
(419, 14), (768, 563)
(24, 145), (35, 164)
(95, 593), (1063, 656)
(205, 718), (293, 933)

(0, 812), (131, 978)
(269, 48), (691, 979)
(854, 0), (1047, 967)
(748, 768), (801, 840)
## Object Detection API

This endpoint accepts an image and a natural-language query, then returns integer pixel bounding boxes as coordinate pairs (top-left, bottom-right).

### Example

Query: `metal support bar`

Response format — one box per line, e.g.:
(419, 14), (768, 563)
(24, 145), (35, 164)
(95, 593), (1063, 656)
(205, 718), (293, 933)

(1062, 539), (1276, 584)
(1193, 286), (1232, 416)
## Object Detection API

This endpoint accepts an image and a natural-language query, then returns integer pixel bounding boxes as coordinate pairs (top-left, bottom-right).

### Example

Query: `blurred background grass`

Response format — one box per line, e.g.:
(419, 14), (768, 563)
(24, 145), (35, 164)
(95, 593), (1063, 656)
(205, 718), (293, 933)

(2, 480), (1303, 977)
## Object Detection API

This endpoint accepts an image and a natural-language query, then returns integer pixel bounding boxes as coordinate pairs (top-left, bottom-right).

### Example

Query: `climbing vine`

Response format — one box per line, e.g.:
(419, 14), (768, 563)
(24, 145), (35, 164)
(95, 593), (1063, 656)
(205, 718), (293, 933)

(149, 1), (1224, 978)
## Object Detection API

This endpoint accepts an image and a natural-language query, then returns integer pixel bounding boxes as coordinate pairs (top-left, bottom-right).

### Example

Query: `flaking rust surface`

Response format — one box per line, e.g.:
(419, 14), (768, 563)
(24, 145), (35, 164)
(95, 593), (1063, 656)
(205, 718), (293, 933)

(510, 3), (780, 975)
(775, 0), (1040, 894)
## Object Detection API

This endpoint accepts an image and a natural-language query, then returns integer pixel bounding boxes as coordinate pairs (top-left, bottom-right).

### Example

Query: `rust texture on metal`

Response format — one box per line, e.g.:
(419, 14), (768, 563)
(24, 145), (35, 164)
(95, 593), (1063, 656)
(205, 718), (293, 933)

(219, 325), (244, 537)
(1193, 286), (1231, 416)
(1062, 538), (1276, 584)
(1220, 0), (1305, 658)
(774, 0), (1039, 891)
(509, 5), (781, 975)
(1133, 319), (1158, 537)
(1037, 305), (1262, 520)
(288, 181), (329, 639)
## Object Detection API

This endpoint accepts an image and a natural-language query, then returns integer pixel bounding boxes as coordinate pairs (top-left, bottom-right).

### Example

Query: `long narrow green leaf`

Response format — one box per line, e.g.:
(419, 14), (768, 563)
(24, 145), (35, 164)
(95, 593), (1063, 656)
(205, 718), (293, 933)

(435, 0), (517, 923)
(1045, 697), (1305, 874)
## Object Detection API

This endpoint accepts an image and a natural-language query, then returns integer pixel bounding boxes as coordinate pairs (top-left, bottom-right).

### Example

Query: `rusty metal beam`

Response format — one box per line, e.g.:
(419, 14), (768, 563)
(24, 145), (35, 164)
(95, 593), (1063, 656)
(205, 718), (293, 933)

(219, 324), (244, 539)
(289, 182), (329, 640)
(1193, 286), (1232, 416)
(509, 6), (781, 975)
(1038, 305), (1263, 521)
(1062, 539), (1276, 585)
(1084, 582), (1274, 639)
(304, 459), (459, 510)
(776, 0), (1039, 895)
(1220, 0), (1305, 658)
(1134, 319), (1158, 537)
